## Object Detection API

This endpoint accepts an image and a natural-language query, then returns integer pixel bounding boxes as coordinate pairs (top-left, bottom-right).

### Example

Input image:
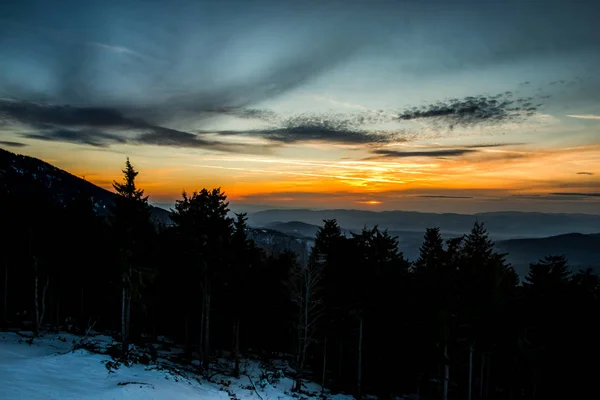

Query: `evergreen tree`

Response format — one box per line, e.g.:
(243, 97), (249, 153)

(111, 158), (153, 355)
(170, 187), (232, 372)
(525, 255), (571, 293)
(227, 212), (258, 376)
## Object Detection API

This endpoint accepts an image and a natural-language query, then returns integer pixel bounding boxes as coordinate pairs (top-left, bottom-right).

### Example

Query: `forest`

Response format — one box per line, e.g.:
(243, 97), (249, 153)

(1, 158), (599, 400)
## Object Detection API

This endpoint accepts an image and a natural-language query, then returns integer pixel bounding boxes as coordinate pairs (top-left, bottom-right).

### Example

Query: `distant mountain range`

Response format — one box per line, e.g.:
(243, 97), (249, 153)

(247, 208), (600, 239)
(251, 213), (600, 276)
(496, 233), (600, 276)
(0, 147), (170, 225)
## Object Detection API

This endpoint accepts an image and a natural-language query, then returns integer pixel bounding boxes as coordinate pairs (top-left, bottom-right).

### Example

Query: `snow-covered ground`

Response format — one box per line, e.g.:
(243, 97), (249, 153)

(0, 331), (355, 400)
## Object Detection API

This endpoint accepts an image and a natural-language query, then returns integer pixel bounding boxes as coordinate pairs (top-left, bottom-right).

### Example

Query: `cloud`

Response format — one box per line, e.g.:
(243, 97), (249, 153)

(24, 128), (126, 147)
(566, 114), (600, 120)
(0, 99), (271, 153)
(86, 42), (149, 59)
(417, 195), (473, 199)
(217, 108), (279, 122)
(197, 112), (408, 145)
(137, 130), (275, 154)
(397, 93), (538, 129)
(464, 142), (526, 149)
(0, 140), (27, 148)
(371, 149), (476, 158)
(577, 172), (594, 175)
(550, 192), (600, 197)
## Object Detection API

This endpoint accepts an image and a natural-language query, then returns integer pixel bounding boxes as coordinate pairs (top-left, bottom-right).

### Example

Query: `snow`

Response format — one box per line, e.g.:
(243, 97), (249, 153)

(0, 331), (356, 400)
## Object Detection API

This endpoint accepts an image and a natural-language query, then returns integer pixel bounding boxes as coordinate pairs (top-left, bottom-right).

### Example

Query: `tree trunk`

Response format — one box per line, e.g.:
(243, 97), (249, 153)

(532, 370), (537, 400)
(121, 284), (128, 354)
(34, 263), (39, 336)
(480, 352), (486, 398)
(126, 291), (132, 345)
(321, 336), (327, 393)
(80, 285), (84, 320)
(485, 353), (491, 399)
(442, 343), (449, 400)
(468, 345), (473, 400)
(357, 316), (363, 400)
(199, 300), (205, 370)
(56, 298), (60, 328)
(3, 259), (8, 324)
(202, 282), (211, 372)
(184, 317), (190, 354)
(338, 341), (344, 384)
(233, 316), (241, 377)
(39, 276), (48, 329)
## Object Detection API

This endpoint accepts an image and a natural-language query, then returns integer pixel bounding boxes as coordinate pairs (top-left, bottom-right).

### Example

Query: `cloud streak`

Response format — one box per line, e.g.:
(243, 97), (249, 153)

(0, 140), (27, 148)
(371, 149), (476, 158)
(397, 93), (538, 129)
(417, 195), (473, 199)
(550, 192), (600, 197)
(200, 113), (405, 145)
(566, 114), (600, 120)
(0, 100), (272, 153)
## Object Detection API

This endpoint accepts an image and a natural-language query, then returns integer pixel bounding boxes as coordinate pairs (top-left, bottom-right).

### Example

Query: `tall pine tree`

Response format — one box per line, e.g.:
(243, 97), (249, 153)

(111, 158), (153, 355)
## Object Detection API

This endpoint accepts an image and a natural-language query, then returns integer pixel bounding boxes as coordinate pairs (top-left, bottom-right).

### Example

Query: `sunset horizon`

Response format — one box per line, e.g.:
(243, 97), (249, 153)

(1, 0), (599, 214)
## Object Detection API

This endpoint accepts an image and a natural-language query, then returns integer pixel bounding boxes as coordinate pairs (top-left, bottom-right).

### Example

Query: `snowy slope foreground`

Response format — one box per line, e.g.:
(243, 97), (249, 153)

(0, 331), (355, 400)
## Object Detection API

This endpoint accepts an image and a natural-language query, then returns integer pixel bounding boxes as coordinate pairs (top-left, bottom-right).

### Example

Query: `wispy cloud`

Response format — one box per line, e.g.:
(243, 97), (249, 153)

(0, 100), (271, 153)
(189, 164), (406, 185)
(397, 93), (539, 130)
(24, 128), (127, 147)
(577, 172), (595, 175)
(86, 42), (150, 59)
(417, 195), (473, 199)
(566, 114), (600, 120)
(550, 192), (600, 197)
(371, 149), (476, 159)
(0, 140), (27, 148)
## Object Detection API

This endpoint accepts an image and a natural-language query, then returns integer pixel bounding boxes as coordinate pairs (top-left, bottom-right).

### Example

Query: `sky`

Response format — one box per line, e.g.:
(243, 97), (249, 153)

(1, 0), (599, 213)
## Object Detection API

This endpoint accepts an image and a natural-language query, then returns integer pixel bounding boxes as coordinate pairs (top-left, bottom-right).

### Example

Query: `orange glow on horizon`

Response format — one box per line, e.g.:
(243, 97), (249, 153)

(356, 200), (383, 205)
(26, 141), (600, 207)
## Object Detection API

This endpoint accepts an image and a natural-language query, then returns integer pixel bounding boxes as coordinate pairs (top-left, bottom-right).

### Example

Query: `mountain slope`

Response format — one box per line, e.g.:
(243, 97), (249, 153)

(0, 147), (170, 224)
(496, 233), (600, 276)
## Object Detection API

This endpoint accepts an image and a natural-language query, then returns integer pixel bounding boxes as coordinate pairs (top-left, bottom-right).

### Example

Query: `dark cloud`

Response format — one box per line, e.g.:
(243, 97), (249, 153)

(465, 143), (526, 148)
(0, 3), (376, 125)
(200, 116), (406, 145)
(197, 113), (407, 145)
(417, 195), (473, 199)
(397, 93), (538, 129)
(550, 192), (600, 197)
(0, 140), (27, 148)
(220, 108), (279, 122)
(371, 149), (476, 158)
(207, 127), (383, 145)
(136, 130), (275, 154)
(1, 99), (407, 149)
(24, 128), (126, 147)
(0, 100), (272, 153)
(577, 172), (594, 175)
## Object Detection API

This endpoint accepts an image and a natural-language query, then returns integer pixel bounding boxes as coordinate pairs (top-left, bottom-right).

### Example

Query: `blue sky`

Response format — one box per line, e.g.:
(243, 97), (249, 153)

(1, 0), (599, 213)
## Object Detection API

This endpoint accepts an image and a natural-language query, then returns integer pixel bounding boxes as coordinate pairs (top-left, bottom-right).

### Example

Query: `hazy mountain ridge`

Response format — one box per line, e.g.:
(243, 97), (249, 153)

(257, 218), (600, 276)
(248, 208), (600, 239)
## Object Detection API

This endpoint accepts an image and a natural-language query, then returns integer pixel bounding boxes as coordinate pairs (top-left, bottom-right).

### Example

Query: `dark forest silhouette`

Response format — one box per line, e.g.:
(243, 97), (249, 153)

(1, 157), (599, 400)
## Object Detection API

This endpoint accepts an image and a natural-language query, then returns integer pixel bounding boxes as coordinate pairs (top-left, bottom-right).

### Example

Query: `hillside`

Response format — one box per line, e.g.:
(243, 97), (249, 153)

(0, 331), (349, 400)
(0, 147), (171, 225)
(496, 233), (600, 276)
